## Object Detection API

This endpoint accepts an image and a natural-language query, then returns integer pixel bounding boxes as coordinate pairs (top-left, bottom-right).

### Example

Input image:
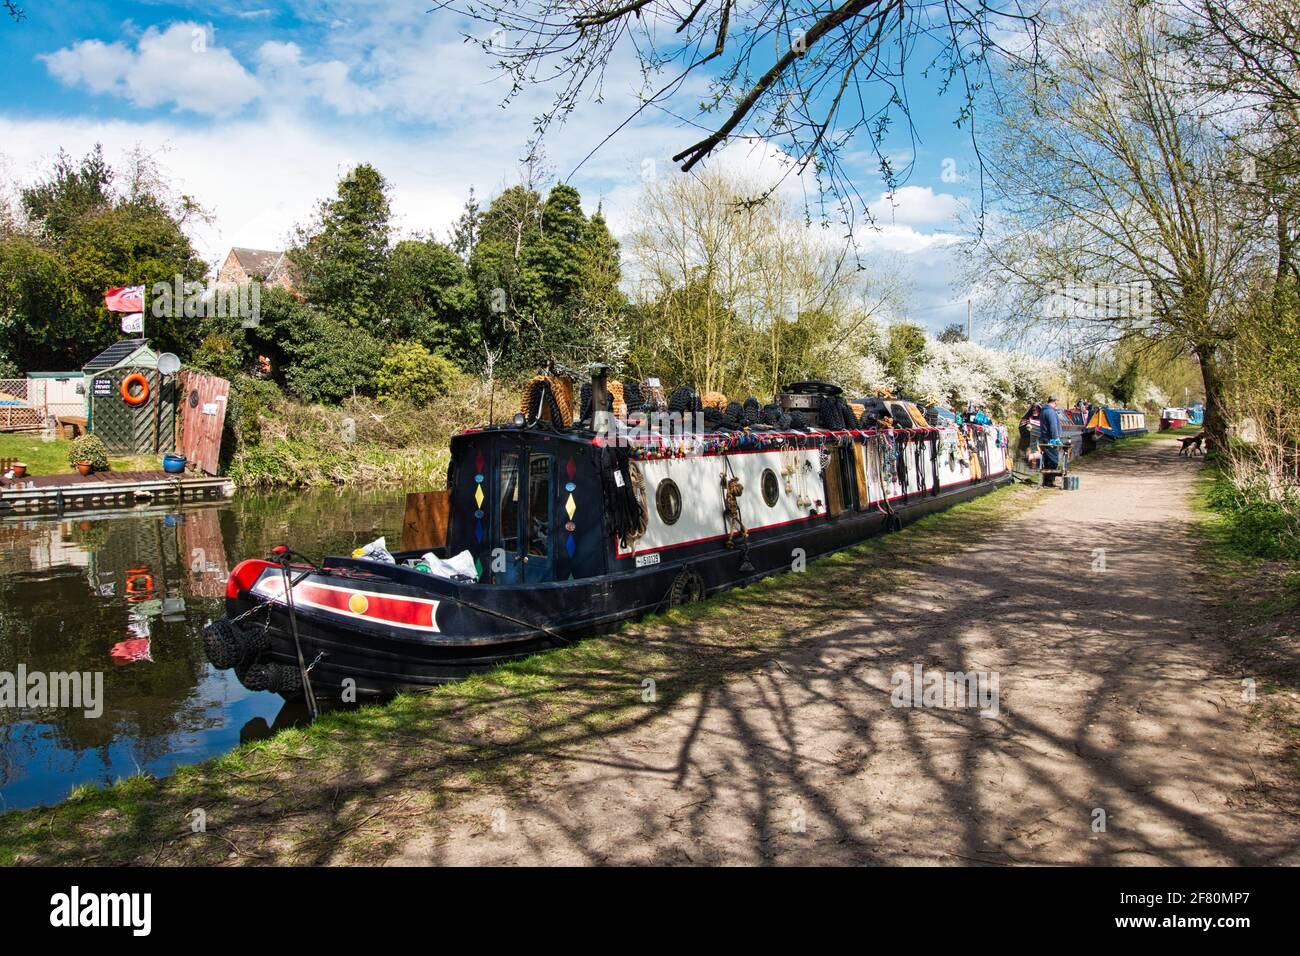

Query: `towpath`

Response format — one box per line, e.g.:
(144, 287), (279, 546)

(394, 436), (1300, 865)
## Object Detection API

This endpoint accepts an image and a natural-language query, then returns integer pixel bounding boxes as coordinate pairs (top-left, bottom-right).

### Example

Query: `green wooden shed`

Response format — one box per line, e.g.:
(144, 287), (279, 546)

(83, 340), (178, 455)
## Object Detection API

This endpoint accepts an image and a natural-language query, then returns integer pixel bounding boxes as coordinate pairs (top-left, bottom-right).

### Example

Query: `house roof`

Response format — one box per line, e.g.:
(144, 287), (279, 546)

(228, 247), (285, 279)
(83, 340), (153, 372)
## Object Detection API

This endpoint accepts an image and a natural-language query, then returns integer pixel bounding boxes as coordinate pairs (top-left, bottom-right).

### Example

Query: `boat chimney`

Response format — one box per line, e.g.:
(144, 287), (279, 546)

(590, 364), (611, 436)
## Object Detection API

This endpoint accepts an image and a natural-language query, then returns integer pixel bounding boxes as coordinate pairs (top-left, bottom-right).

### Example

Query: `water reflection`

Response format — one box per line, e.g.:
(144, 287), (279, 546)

(0, 488), (403, 812)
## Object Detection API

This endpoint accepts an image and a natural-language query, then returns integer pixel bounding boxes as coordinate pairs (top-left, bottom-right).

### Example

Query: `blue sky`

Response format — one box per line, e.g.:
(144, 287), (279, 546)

(1, 1), (987, 333)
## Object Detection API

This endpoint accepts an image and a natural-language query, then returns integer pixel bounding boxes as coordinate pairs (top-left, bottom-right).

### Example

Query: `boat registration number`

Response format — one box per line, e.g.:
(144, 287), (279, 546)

(635, 552), (661, 568)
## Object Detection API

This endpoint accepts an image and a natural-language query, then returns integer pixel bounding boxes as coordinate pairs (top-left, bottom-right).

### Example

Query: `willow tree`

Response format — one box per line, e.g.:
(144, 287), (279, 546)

(1175, 0), (1300, 282)
(625, 168), (891, 396)
(976, 0), (1268, 449)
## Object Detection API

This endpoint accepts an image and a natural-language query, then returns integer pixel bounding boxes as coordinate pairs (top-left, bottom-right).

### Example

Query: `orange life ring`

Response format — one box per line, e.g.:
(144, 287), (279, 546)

(121, 373), (150, 405)
(125, 572), (154, 594)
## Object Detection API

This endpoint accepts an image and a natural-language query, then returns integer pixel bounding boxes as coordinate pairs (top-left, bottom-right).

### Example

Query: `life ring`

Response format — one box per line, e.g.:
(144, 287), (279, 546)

(125, 571), (154, 595)
(120, 373), (150, 405)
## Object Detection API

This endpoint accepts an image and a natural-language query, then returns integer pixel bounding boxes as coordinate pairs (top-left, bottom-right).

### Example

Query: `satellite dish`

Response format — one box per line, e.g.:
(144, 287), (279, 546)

(157, 352), (181, 375)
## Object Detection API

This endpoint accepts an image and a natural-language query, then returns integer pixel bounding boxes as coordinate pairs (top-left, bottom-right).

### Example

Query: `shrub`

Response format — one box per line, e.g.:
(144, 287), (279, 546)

(68, 434), (109, 471)
(225, 375), (283, 452)
(282, 312), (383, 404)
(374, 341), (461, 405)
(189, 332), (249, 381)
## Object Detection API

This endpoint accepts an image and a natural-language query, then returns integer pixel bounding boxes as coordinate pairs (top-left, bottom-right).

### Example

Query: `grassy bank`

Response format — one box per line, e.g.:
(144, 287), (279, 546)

(224, 378), (497, 489)
(1190, 464), (1300, 785)
(0, 478), (1034, 865)
(0, 433), (159, 477)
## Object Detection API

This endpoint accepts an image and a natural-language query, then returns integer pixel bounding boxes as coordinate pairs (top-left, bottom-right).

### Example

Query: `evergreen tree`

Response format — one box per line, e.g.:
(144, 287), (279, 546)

(386, 237), (480, 363)
(468, 181), (626, 370)
(449, 188), (481, 261)
(578, 208), (626, 318)
(290, 163), (392, 329)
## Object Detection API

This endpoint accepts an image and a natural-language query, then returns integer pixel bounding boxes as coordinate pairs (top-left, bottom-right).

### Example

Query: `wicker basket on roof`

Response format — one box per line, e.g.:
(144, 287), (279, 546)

(520, 375), (575, 426)
(700, 390), (729, 411)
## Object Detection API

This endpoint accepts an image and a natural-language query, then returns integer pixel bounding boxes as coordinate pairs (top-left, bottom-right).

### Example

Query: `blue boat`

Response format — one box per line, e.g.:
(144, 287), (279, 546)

(1085, 407), (1148, 440)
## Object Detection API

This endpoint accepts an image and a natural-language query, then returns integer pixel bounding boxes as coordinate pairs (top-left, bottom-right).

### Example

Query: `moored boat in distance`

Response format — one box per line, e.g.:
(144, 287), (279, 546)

(1086, 406), (1149, 441)
(204, 370), (1013, 698)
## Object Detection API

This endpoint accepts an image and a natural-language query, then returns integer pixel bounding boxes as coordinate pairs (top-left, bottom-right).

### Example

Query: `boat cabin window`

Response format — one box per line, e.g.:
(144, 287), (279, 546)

(527, 454), (549, 557)
(656, 478), (682, 525)
(499, 452), (520, 552)
(761, 468), (780, 507)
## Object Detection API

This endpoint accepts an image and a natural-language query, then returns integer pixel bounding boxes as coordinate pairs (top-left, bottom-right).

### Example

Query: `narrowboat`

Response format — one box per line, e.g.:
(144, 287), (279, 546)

(1017, 403), (1088, 466)
(1159, 407), (1189, 430)
(1085, 406), (1149, 441)
(204, 371), (1013, 699)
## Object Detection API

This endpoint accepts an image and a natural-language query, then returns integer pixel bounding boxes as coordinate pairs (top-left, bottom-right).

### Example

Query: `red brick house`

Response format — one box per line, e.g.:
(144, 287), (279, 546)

(216, 247), (298, 291)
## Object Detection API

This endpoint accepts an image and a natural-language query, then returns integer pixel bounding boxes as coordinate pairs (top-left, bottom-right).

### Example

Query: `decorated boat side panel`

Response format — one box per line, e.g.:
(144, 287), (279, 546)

(619, 448), (826, 560)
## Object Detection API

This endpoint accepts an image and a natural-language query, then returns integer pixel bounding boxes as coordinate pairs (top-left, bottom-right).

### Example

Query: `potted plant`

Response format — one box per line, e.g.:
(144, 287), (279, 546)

(11, 462), (26, 478)
(68, 435), (110, 476)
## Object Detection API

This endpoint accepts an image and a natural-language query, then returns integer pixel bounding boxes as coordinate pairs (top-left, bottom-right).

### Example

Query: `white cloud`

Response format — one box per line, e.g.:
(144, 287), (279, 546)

(41, 23), (263, 117)
(0, 115), (468, 270)
(857, 224), (964, 255)
(0, 108), (673, 274)
(255, 41), (381, 116)
(868, 185), (964, 228)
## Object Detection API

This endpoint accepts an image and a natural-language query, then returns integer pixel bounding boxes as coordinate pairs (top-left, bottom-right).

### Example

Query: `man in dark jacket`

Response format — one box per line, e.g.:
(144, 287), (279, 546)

(1040, 394), (1062, 486)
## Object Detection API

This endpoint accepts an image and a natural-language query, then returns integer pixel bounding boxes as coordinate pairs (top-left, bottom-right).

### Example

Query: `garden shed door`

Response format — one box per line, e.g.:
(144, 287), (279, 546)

(178, 370), (230, 475)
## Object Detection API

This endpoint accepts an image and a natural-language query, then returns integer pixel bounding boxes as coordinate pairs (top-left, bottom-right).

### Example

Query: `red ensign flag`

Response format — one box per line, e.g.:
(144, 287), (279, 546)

(104, 286), (145, 312)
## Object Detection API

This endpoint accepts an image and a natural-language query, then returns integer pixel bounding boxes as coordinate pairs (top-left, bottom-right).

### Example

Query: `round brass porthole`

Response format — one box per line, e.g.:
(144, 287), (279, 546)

(761, 468), (780, 507)
(656, 478), (682, 525)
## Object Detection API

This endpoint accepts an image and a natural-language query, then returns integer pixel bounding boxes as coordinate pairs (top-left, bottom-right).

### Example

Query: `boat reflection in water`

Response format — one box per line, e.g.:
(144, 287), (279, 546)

(0, 488), (403, 812)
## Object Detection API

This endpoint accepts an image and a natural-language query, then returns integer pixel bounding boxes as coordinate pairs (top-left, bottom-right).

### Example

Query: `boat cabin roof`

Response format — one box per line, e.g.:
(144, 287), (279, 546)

(452, 421), (963, 462)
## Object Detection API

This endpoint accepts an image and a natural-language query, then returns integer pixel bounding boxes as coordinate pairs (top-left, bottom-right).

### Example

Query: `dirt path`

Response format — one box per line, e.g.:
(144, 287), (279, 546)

(392, 437), (1300, 865)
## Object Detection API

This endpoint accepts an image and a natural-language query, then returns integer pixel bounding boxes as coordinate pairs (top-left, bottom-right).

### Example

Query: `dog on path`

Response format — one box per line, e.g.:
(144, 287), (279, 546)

(1178, 431), (1205, 456)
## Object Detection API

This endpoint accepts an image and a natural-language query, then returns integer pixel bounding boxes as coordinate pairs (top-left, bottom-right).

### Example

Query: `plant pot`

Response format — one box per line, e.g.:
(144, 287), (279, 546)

(75, 461), (93, 476)
(11, 463), (26, 478)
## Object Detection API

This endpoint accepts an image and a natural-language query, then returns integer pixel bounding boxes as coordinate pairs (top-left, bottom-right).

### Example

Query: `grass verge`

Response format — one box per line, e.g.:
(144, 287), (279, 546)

(0, 433), (159, 476)
(224, 385), (494, 489)
(1189, 465), (1300, 786)
(0, 478), (1035, 866)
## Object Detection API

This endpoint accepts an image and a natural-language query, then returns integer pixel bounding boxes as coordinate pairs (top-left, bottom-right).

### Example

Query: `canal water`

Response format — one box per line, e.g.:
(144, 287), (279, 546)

(0, 489), (405, 813)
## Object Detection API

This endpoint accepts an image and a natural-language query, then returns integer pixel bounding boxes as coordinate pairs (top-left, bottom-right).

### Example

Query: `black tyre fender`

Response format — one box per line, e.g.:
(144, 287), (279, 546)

(235, 660), (273, 692)
(267, 663), (304, 700)
(241, 624), (270, 658)
(202, 618), (244, 670)
(667, 567), (705, 607)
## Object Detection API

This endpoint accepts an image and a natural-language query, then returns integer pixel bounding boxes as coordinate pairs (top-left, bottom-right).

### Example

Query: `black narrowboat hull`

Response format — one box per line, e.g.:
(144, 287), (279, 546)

(211, 471), (1012, 697)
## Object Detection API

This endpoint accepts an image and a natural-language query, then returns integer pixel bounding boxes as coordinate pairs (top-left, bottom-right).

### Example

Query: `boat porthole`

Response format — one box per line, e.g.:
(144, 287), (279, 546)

(761, 468), (780, 507)
(656, 479), (682, 525)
